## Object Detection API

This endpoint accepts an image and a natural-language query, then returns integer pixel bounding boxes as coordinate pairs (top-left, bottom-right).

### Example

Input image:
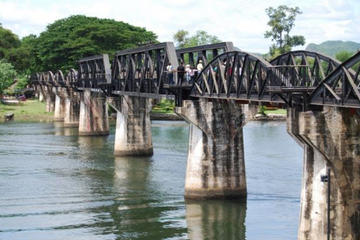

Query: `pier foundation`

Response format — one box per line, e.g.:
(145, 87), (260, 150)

(288, 107), (360, 240)
(176, 99), (246, 199)
(114, 96), (153, 156)
(78, 89), (109, 136)
(64, 91), (80, 127)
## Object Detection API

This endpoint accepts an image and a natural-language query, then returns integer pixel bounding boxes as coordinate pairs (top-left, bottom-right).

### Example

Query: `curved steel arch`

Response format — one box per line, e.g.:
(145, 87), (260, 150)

(310, 51), (360, 108)
(65, 69), (78, 88)
(39, 71), (55, 86)
(54, 70), (66, 87)
(270, 50), (342, 88)
(190, 51), (286, 103)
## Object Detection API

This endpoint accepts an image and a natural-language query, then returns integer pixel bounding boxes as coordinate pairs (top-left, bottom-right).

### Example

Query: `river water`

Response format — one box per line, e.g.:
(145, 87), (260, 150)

(0, 121), (302, 240)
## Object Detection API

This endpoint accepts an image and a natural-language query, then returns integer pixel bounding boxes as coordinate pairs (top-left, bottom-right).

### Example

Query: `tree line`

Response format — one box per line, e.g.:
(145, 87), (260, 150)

(0, 7), (357, 96)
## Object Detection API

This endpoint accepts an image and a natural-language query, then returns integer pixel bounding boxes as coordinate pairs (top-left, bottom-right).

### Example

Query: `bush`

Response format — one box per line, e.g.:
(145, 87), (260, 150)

(0, 60), (17, 95)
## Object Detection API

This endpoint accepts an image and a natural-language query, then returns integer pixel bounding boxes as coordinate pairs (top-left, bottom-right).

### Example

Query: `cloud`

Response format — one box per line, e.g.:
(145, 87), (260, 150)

(0, 0), (359, 53)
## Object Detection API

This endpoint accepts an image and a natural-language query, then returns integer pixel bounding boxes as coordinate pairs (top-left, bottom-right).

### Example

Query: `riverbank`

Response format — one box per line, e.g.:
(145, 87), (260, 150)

(0, 99), (287, 123)
(0, 100), (53, 123)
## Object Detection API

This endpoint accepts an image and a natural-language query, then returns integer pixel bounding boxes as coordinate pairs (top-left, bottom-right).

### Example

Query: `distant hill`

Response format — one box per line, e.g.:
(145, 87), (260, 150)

(305, 40), (360, 57)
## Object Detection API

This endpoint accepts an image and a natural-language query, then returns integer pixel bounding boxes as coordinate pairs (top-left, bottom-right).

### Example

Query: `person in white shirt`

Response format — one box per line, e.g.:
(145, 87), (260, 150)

(197, 59), (203, 72)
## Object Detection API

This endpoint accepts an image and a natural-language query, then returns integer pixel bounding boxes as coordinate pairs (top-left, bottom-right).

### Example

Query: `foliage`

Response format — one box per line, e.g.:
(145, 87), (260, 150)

(306, 40), (360, 57)
(152, 99), (175, 113)
(264, 5), (305, 57)
(0, 25), (21, 58)
(35, 15), (158, 72)
(6, 35), (38, 73)
(14, 74), (29, 91)
(335, 50), (354, 63)
(173, 30), (221, 48)
(0, 60), (17, 95)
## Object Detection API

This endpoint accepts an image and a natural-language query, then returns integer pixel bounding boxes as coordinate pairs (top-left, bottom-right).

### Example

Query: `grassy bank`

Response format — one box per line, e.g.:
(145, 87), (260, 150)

(0, 99), (287, 123)
(0, 100), (53, 122)
(264, 108), (287, 115)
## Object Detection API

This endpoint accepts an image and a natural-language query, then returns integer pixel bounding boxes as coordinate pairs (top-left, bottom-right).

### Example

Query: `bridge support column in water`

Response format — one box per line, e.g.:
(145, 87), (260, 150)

(44, 86), (55, 112)
(54, 88), (66, 122)
(78, 89), (109, 136)
(176, 99), (246, 199)
(113, 96), (153, 156)
(36, 85), (45, 102)
(288, 107), (360, 240)
(64, 90), (80, 127)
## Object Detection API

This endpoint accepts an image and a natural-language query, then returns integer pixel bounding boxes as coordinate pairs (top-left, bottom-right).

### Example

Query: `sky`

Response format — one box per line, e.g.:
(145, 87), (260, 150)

(0, 0), (359, 53)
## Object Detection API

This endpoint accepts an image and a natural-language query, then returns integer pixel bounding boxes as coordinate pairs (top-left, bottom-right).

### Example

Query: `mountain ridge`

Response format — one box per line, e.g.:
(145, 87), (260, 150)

(305, 40), (360, 57)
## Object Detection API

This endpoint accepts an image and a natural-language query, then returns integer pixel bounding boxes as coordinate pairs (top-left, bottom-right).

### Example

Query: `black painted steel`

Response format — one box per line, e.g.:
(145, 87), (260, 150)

(310, 51), (360, 107)
(176, 42), (234, 66)
(111, 42), (178, 97)
(31, 42), (360, 108)
(77, 54), (111, 89)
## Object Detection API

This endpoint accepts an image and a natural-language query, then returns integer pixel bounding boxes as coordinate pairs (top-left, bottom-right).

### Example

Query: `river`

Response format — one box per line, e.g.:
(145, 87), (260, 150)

(0, 121), (302, 240)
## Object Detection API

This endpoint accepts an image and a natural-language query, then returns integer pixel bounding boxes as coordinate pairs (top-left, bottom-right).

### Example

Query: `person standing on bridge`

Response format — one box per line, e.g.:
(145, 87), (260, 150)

(197, 59), (203, 72)
(177, 62), (185, 85)
(167, 63), (174, 84)
(185, 64), (191, 83)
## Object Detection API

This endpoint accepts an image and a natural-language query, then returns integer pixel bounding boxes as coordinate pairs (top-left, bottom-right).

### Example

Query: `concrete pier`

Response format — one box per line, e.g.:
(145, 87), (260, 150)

(288, 107), (360, 240)
(36, 85), (45, 102)
(64, 91), (80, 127)
(54, 93), (66, 122)
(114, 96), (153, 156)
(78, 89), (109, 136)
(176, 99), (246, 199)
(44, 87), (55, 112)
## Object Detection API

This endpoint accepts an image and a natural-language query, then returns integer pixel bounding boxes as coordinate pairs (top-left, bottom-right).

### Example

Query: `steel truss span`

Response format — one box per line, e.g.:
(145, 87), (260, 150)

(30, 42), (360, 109)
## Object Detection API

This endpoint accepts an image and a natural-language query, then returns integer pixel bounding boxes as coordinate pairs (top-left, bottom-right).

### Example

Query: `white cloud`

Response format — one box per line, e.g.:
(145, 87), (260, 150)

(0, 0), (359, 53)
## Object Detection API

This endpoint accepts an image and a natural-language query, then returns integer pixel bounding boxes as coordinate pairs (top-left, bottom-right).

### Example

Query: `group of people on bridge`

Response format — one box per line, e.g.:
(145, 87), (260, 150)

(166, 59), (204, 85)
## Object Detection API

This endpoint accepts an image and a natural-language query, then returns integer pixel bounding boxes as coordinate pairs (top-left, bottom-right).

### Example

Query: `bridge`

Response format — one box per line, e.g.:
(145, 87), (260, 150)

(31, 41), (360, 240)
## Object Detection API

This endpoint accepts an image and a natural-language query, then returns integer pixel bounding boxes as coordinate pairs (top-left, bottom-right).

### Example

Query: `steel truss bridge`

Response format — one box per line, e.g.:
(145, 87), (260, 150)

(31, 42), (360, 109)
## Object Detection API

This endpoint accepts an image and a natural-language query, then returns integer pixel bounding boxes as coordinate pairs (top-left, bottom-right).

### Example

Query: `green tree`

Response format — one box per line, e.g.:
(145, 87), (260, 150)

(264, 5), (305, 57)
(0, 25), (21, 59)
(173, 30), (221, 48)
(335, 50), (353, 63)
(0, 60), (17, 95)
(335, 50), (359, 71)
(35, 15), (158, 71)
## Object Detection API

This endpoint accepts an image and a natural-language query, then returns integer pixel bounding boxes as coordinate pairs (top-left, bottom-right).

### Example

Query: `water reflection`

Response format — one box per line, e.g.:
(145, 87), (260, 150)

(186, 200), (247, 240)
(53, 122), (79, 136)
(110, 157), (187, 239)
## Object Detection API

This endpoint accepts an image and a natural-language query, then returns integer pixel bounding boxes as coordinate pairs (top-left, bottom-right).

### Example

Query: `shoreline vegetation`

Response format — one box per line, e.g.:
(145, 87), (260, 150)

(0, 99), (287, 123)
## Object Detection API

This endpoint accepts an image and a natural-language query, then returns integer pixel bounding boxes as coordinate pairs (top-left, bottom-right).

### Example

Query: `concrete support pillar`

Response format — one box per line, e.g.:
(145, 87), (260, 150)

(44, 87), (55, 112)
(287, 107), (360, 240)
(79, 89), (109, 136)
(54, 92), (66, 122)
(114, 96), (153, 156)
(243, 103), (258, 121)
(64, 91), (80, 127)
(175, 99), (246, 199)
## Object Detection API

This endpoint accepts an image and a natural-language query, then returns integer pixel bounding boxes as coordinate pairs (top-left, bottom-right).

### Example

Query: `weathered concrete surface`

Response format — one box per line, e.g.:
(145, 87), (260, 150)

(176, 99), (246, 199)
(78, 89), (109, 136)
(54, 91), (66, 122)
(243, 103), (258, 122)
(44, 86), (55, 112)
(64, 91), (80, 127)
(288, 107), (360, 240)
(114, 96), (153, 156)
(36, 85), (45, 102)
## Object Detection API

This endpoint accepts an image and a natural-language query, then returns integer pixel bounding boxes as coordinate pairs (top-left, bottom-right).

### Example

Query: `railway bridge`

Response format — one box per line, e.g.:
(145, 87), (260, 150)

(31, 42), (360, 240)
